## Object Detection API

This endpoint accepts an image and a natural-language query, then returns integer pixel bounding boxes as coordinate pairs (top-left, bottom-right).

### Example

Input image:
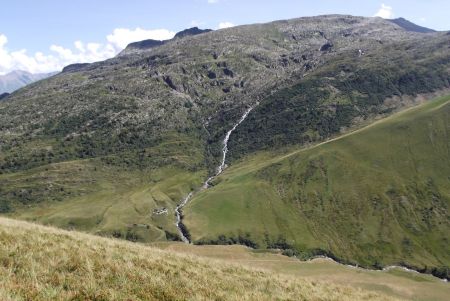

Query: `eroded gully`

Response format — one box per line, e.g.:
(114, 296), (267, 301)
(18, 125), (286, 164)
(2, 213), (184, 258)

(175, 106), (254, 243)
(172, 105), (448, 282)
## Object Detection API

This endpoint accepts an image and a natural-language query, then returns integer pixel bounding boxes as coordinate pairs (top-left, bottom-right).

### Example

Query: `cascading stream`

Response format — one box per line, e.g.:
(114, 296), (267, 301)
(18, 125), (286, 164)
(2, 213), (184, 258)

(174, 192), (193, 243)
(174, 106), (255, 243)
(172, 105), (449, 282)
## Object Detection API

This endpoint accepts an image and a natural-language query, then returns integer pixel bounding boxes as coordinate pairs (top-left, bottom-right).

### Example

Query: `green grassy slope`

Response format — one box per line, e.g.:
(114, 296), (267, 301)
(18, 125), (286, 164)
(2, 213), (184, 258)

(0, 133), (206, 241)
(185, 95), (450, 277)
(0, 217), (397, 301)
(1, 16), (449, 248)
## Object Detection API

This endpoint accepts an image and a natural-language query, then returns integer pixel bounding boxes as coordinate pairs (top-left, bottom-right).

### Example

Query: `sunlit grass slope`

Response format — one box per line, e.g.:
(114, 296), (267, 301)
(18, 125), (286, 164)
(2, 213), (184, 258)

(0, 217), (396, 301)
(1, 133), (206, 242)
(155, 243), (450, 301)
(185, 95), (450, 275)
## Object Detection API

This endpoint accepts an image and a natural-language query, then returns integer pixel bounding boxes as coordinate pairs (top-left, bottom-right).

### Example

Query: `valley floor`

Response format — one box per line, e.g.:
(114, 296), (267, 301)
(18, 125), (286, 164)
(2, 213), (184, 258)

(154, 243), (450, 301)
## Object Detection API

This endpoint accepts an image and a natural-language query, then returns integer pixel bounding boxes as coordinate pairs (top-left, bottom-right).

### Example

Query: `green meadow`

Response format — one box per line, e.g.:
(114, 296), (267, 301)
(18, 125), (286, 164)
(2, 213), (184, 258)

(185, 95), (450, 275)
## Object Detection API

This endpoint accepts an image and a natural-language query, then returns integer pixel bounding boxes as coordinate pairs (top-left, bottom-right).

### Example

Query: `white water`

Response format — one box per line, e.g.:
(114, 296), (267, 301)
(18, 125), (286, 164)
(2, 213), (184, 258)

(174, 192), (193, 243)
(203, 106), (254, 189)
(311, 255), (448, 282)
(175, 106), (255, 243)
(173, 105), (449, 282)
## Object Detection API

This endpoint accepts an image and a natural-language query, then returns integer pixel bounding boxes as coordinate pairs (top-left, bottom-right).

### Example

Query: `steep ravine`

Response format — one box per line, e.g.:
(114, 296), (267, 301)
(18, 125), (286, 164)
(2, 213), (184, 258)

(175, 106), (255, 243)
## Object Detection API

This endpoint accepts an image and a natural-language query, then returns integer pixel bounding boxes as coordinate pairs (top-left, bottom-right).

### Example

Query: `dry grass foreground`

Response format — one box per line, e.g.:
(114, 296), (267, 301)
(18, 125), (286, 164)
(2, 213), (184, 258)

(0, 217), (398, 301)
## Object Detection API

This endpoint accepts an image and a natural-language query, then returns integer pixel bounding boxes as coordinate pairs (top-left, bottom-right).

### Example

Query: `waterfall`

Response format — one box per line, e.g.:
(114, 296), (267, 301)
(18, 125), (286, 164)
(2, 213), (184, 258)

(175, 106), (254, 243)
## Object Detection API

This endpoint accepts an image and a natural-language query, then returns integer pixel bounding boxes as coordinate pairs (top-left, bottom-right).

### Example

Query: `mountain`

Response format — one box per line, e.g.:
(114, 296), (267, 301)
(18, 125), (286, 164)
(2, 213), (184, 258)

(388, 17), (436, 33)
(174, 27), (213, 39)
(119, 26), (213, 55)
(0, 15), (449, 279)
(122, 39), (165, 53)
(61, 63), (91, 73)
(0, 70), (57, 93)
(0, 92), (9, 101)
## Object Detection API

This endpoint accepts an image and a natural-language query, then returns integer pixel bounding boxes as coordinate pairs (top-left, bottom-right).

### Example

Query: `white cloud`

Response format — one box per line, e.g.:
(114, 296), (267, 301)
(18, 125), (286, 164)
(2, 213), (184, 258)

(218, 22), (235, 29)
(0, 34), (7, 48)
(0, 35), (14, 72)
(0, 27), (175, 75)
(374, 3), (394, 19)
(207, 0), (219, 4)
(0, 38), (116, 75)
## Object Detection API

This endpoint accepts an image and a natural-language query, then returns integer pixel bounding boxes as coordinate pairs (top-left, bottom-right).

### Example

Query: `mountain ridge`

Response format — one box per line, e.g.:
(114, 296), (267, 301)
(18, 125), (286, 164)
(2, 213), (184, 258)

(119, 26), (213, 56)
(387, 17), (436, 33)
(0, 14), (449, 280)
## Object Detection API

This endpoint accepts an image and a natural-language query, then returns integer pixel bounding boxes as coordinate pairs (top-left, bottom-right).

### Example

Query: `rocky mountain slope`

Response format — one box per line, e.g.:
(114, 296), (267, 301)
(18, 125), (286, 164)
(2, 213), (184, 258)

(0, 15), (449, 278)
(2, 16), (449, 173)
(0, 70), (57, 93)
(387, 17), (436, 33)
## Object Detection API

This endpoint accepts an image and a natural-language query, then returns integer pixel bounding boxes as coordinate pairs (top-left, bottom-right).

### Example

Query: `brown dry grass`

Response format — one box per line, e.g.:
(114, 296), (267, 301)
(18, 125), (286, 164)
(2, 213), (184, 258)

(0, 217), (399, 301)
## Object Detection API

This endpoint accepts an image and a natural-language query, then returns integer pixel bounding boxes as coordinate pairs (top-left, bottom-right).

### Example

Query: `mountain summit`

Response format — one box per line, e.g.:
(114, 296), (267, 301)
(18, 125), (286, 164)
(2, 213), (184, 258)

(120, 26), (213, 55)
(174, 27), (213, 39)
(0, 70), (57, 93)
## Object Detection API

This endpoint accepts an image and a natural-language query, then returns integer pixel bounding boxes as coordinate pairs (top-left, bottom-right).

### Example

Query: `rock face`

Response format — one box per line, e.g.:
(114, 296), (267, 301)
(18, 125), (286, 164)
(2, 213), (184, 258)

(0, 70), (57, 93)
(319, 42), (333, 51)
(0, 92), (9, 101)
(119, 27), (213, 56)
(122, 39), (165, 52)
(62, 63), (91, 73)
(387, 17), (436, 33)
(174, 27), (213, 39)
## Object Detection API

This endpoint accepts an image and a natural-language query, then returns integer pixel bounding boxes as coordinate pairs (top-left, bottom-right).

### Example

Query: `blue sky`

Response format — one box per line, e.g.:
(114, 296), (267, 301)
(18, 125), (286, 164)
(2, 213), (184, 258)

(1, 0), (449, 74)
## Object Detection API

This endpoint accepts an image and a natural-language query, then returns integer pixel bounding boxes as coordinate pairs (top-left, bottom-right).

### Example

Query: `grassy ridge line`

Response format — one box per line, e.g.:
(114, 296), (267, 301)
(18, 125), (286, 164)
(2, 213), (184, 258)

(0, 217), (397, 301)
(226, 94), (450, 179)
(195, 94), (450, 203)
(200, 95), (449, 185)
(278, 94), (450, 158)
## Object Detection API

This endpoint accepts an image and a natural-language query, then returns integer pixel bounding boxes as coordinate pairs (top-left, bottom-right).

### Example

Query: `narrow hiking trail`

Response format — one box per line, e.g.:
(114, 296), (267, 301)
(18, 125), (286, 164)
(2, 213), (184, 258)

(175, 106), (255, 243)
